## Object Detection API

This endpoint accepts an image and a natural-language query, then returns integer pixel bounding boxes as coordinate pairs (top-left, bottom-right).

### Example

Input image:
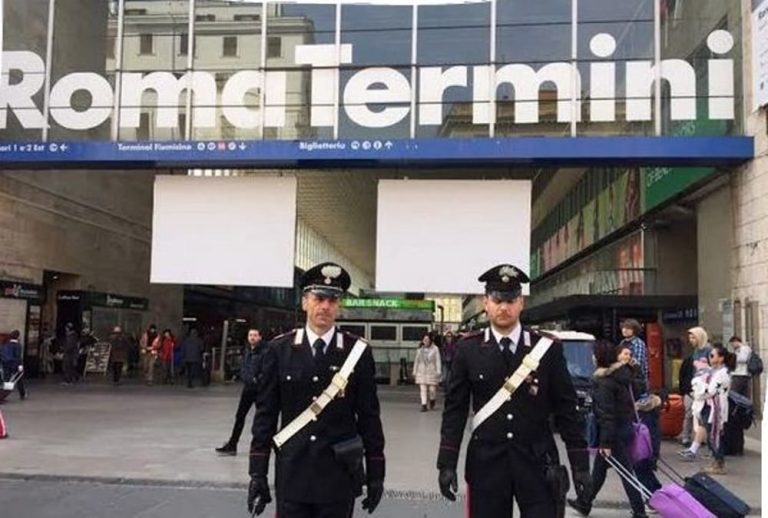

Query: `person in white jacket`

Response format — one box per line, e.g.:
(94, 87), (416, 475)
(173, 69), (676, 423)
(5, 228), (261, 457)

(728, 336), (752, 398)
(680, 343), (732, 474)
(413, 333), (441, 412)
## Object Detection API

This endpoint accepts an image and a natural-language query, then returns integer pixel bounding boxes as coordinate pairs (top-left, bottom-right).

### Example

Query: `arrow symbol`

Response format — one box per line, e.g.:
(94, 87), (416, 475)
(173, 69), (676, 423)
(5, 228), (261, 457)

(384, 141), (393, 149)
(60, 144), (69, 151)
(239, 143), (247, 150)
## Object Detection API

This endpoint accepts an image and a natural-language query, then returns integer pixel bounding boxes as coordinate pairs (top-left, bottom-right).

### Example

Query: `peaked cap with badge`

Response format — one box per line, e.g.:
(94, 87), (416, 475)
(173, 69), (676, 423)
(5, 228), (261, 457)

(300, 261), (351, 298)
(478, 263), (530, 300)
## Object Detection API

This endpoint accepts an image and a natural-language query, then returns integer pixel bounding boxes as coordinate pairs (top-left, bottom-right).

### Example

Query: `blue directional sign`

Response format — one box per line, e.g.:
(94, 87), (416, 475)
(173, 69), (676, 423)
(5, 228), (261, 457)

(0, 136), (754, 169)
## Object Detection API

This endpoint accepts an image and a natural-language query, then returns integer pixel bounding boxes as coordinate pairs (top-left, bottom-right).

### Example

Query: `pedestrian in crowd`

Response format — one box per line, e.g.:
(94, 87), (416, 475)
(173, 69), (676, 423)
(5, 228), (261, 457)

(680, 343), (732, 474)
(438, 264), (591, 517)
(61, 322), (80, 385)
(108, 325), (131, 386)
(216, 328), (266, 455)
(728, 336), (752, 398)
(619, 319), (648, 391)
(180, 328), (204, 388)
(441, 331), (457, 387)
(78, 328), (97, 382)
(155, 329), (177, 385)
(1, 330), (27, 400)
(413, 333), (442, 412)
(248, 262), (385, 517)
(568, 340), (648, 518)
(140, 324), (159, 385)
(677, 326), (712, 447)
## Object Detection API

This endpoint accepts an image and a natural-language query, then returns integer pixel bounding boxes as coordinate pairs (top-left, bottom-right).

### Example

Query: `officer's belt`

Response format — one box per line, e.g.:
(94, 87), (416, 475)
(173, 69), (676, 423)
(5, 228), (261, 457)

(471, 336), (554, 432)
(272, 338), (368, 449)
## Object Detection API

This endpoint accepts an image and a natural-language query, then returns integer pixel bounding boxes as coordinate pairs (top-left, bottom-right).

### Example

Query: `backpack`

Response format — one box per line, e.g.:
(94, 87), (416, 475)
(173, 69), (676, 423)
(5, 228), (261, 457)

(747, 351), (763, 376)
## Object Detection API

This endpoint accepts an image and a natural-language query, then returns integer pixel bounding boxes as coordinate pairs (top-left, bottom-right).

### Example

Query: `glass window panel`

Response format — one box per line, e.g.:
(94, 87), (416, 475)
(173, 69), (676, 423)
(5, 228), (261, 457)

(118, 1), (190, 141)
(495, 1), (571, 137)
(416, 4), (489, 138)
(402, 325), (429, 342)
(577, 0), (654, 136)
(189, 1), (262, 140)
(1, 0), (50, 141)
(660, 0), (742, 136)
(45, 1), (116, 140)
(370, 325), (397, 341)
(338, 66), (412, 140)
(266, 4), (335, 140)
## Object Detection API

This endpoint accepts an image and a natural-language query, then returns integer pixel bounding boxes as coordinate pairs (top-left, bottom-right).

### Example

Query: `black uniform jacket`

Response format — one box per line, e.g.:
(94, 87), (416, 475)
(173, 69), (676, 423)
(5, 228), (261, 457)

(250, 328), (385, 503)
(437, 328), (588, 485)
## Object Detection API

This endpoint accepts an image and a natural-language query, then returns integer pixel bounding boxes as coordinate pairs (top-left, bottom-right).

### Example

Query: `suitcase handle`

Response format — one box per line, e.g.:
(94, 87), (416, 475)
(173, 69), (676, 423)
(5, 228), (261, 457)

(603, 454), (653, 501)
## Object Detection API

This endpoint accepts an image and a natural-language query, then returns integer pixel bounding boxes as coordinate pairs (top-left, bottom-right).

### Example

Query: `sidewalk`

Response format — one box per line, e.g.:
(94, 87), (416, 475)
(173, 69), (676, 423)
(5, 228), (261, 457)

(0, 382), (761, 514)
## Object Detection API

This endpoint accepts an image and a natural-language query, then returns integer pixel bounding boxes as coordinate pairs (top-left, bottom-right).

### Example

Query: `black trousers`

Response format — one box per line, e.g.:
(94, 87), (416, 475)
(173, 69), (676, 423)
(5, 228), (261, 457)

(111, 362), (123, 384)
(277, 499), (354, 518)
(467, 447), (556, 518)
(228, 385), (258, 445)
(185, 361), (200, 387)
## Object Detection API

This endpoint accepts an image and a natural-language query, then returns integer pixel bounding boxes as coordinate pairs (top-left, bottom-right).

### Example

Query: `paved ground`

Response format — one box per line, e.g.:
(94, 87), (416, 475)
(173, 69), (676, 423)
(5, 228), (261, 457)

(0, 381), (762, 517)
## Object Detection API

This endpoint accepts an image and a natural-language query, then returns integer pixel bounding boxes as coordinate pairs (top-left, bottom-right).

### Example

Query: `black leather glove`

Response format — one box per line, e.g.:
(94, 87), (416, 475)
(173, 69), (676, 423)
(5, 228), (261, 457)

(247, 476), (271, 516)
(438, 468), (458, 501)
(361, 479), (384, 514)
(572, 469), (593, 503)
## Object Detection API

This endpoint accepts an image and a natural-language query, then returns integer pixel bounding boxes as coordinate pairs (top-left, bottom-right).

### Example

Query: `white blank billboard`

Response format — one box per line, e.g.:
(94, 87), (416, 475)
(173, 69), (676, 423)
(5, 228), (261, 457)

(151, 176), (297, 287)
(376, 180), (531, 294)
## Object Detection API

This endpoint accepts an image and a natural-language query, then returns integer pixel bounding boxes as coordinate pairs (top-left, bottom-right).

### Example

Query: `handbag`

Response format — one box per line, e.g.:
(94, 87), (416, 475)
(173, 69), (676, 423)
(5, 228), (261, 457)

(628, 386), (653, 464)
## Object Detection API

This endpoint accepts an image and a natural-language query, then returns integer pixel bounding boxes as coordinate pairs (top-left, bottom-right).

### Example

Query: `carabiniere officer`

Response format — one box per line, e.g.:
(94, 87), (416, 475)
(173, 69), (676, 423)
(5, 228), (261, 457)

(248, 262), (386, 517)
(437, 264), (592, 517)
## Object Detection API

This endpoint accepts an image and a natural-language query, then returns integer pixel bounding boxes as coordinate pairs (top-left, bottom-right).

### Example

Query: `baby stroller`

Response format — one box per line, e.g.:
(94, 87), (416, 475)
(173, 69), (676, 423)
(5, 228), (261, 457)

(0, 368), (24, 403)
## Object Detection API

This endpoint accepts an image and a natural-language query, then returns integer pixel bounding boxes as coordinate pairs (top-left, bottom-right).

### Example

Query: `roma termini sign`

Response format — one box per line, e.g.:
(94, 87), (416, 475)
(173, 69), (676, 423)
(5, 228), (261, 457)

(0, 28), (736, 133)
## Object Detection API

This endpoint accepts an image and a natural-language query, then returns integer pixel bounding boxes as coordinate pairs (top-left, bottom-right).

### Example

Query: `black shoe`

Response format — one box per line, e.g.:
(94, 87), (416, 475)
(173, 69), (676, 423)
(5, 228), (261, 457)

(567, 498), (592, 516)
(420, 405), (428, 412)
(215, 443), (237, 456)
(429, 399), (436, 410)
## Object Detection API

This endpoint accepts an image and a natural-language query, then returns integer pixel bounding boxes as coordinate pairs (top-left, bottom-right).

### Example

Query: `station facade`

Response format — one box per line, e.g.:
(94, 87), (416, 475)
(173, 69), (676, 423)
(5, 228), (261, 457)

(0, 0), (766, 395)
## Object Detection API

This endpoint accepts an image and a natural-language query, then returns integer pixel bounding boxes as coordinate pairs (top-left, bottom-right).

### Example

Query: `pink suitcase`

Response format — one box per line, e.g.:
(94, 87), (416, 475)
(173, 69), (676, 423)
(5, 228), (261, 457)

(604, 454), (715, 518)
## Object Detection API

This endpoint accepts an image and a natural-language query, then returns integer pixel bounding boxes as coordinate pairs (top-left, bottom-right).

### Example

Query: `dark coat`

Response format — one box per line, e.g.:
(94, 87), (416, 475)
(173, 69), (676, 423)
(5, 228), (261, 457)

(109, 333), (131, 363)
(438, 328), (588, 489)
(250, 328), (385, 504)
(240, 343), (266, 387)
(180, 335), (204, 363)
(592, 362), (636, 448)
(1, 339), (22, 370)
(679, 355), (695, 395)
(63, 330), (79, 356)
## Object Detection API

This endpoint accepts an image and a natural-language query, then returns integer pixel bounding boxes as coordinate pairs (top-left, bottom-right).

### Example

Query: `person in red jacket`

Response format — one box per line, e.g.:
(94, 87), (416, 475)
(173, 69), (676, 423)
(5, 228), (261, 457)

(154, 329), (177, 385)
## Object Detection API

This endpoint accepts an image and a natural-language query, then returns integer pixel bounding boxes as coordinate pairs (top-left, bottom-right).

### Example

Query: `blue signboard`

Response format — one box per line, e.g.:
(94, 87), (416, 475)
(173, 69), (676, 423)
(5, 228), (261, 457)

(0, 136), (753, 169)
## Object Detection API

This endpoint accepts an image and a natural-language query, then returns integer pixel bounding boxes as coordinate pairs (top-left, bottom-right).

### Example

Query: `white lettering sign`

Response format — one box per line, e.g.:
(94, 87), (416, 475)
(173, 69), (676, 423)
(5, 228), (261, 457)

(0, 31), (735, 132)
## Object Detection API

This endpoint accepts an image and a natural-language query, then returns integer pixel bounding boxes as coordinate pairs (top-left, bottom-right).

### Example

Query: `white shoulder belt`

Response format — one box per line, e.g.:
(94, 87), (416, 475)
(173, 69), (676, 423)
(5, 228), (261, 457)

(471, 335), (554, 432)
(272, 331), (368, 449)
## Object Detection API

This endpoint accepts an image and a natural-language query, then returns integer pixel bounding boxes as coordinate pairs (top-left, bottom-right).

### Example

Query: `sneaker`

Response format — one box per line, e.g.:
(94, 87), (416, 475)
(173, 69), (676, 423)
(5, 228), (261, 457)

(215, 443), (237, 456)
(678, 449), (697, 461)
(567, 498), (592, 516)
